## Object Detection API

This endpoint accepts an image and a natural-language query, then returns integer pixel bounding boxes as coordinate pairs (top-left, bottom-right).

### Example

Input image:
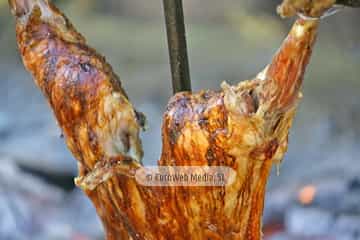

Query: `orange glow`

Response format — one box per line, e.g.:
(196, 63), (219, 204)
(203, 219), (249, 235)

(298, 185), (317, 205)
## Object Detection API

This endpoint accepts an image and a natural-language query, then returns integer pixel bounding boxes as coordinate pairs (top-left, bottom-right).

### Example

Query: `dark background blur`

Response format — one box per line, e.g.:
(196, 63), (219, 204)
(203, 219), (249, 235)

(0, 0), (359, 239)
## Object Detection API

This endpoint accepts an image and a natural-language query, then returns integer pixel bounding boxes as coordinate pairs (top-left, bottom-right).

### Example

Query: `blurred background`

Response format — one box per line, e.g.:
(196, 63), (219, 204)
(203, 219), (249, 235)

(0, 0), (359, 239)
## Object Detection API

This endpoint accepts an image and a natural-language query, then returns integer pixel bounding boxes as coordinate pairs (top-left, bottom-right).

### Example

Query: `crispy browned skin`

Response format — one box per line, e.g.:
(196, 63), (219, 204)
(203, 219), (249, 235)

(10, 0), (324, 239)
(11, 0), (145, 172)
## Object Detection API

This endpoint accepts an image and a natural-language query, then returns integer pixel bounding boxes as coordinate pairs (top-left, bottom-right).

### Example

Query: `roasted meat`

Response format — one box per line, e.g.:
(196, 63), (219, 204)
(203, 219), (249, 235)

(277, 0), (335, 18)
(9, 0), (331, 239)
(9, 0), (145, 172)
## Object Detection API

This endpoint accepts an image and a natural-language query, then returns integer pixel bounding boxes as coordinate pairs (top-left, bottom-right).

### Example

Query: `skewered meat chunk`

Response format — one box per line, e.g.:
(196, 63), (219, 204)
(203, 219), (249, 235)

(9, 0), (333, 239)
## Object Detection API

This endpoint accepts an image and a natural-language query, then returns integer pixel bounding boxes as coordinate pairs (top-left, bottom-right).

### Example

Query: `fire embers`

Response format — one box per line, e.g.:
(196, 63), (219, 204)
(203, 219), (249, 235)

(265, 179), (360, 240)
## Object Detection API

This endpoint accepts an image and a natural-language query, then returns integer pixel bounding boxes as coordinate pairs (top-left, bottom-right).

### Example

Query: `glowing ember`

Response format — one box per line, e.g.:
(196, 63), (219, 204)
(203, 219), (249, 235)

(298, 185), (317, 205)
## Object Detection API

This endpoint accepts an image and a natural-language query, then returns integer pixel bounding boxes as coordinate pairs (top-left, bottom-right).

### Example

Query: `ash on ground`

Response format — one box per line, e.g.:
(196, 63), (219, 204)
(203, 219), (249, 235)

(265, 179), (360, 240)
(0, 159), (103, 240)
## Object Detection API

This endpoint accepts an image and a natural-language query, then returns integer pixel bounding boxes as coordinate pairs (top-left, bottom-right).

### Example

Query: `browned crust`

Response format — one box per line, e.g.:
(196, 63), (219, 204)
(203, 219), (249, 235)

(11, 0), (320, 239)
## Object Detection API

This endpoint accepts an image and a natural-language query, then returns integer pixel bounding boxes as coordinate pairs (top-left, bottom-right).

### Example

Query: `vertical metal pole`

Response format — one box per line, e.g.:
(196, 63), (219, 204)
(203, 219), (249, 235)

(336, 0), (360, 7)
(163, 0), (192, 93)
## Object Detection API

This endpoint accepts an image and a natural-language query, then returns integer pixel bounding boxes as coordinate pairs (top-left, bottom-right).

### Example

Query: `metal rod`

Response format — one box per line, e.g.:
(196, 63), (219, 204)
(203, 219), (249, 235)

(163, 0), (192, 93)
(336, 0), (360, 7)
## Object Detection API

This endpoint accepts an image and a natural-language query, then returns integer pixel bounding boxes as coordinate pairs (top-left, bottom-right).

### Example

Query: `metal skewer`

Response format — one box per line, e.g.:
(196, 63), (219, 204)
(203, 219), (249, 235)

(162, 0), (192, 93)
(336, 0), (360, 7)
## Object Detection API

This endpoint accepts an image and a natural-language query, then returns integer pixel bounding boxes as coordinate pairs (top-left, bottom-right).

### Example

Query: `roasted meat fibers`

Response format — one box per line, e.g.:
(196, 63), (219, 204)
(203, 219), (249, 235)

(9, 0), (330, 239)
